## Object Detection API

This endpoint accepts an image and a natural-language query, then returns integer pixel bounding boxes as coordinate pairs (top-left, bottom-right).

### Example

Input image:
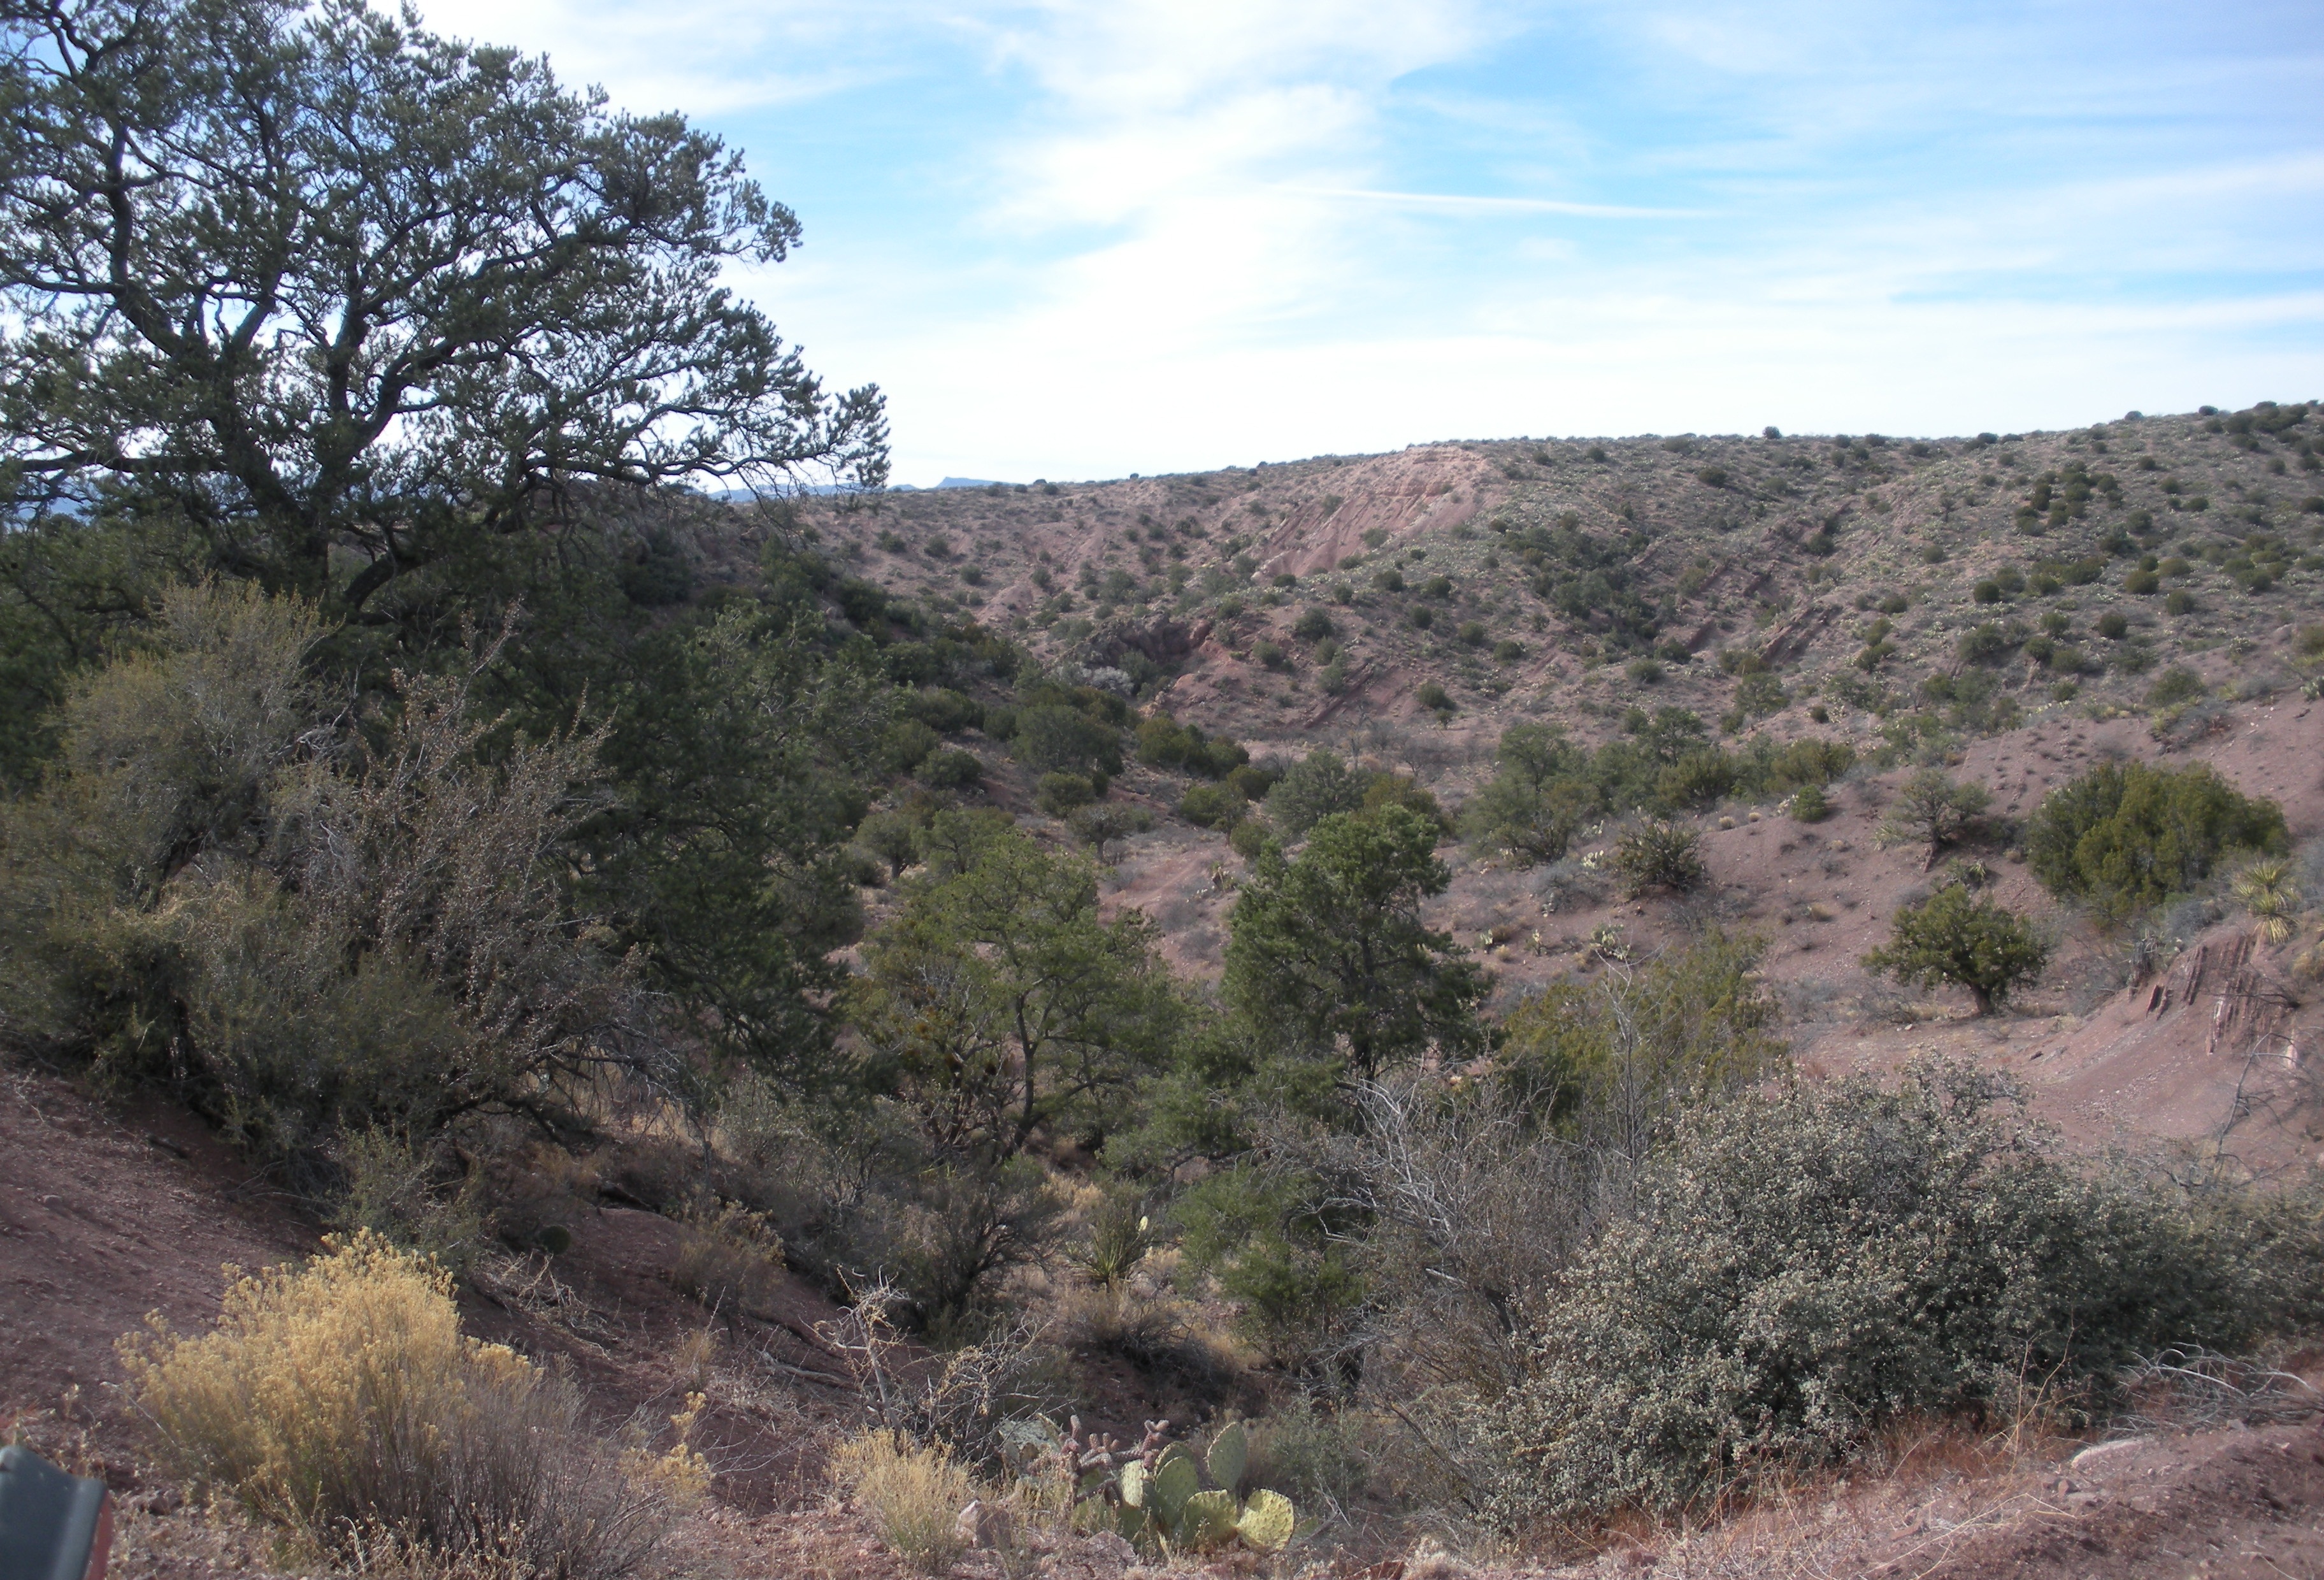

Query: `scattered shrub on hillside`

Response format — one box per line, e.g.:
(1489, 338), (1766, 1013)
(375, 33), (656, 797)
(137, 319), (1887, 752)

(1733, 671), (1788, 716)
(1012, 702), (1123, 779)
(2027, 760), (2287, 924)
(1609, 822), (1705, 896)
(1179, 782), (1245, 830)
(917, 747), (983, 789)
(1492, 638), (1524, 663)
(1265, 750), (1370, 838)
(1626, 656), (1665, 685)
(1293, 607), (1335, 642)
(1789, 783), (1830, 823)
(2144, 666), (2206, 709)
(1483, 1062), (2324, 1523)
(1415, 680), (1454, 714)
(881, 718), (943, 775)
(1863, 882), (2048, 1015)
(832, 1430), (978, 1574)
(1876, 769), (1991, 868)
(1067, 801), (1155, 861)
(122, 1232), (689, 1574)
(1655, 750), (1737, 811)
(672, 1198), (785, 1313)
(1497, 931), (1784, 1140)
(1035, 772), (1096, 817)
(327, 1130), (487, 1275)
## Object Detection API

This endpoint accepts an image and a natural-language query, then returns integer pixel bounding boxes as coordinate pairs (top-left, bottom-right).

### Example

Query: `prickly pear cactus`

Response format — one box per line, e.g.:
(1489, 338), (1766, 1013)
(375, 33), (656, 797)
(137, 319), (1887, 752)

(1203, 1420), (1247, 1493)
(1235, 1488), (1296, 1552)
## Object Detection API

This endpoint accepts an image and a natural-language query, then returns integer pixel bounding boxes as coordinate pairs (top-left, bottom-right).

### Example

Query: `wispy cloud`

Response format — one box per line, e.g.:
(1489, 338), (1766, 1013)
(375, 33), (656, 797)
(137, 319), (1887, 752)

(415, 0), (2324, 482)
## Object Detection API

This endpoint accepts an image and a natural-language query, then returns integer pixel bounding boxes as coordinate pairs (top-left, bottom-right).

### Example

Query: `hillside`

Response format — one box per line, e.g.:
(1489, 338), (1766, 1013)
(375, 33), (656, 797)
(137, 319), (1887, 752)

(7, 401), (2322, 1580)
(807, 402), (2321, 750)
(803, 401), (2324, 1173)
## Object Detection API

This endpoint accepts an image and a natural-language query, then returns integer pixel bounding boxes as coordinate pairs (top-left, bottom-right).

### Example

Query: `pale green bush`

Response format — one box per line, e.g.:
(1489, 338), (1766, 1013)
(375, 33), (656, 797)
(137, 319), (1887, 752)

(1483, 1062), (2324, 1525)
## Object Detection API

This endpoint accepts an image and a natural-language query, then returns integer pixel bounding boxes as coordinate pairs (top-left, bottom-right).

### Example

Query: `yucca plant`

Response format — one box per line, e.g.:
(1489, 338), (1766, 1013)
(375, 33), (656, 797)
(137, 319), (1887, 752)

(2230, 857), (2300, 944)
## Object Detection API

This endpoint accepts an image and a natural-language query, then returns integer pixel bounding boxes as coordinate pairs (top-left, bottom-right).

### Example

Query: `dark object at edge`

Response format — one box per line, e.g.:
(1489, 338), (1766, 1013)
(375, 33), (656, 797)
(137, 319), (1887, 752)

(0, 1445), (112, 1580)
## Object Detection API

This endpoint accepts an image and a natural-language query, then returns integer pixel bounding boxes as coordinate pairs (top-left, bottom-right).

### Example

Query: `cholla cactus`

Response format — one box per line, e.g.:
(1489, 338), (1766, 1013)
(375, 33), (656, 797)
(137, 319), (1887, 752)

(2230, 858), (2299, 944)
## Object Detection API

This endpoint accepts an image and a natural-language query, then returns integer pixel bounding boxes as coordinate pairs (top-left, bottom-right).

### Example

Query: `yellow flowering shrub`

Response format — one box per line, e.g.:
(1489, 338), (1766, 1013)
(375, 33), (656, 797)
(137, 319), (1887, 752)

(121, 1232), (678, 1577)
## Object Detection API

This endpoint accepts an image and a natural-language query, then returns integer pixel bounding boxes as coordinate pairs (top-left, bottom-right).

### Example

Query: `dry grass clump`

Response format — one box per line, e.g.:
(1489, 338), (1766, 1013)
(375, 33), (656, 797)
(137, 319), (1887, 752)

(670, 1196), (784, 1314)
(831, 1429), (979, 1574)
(120, 1231), (689, 1577)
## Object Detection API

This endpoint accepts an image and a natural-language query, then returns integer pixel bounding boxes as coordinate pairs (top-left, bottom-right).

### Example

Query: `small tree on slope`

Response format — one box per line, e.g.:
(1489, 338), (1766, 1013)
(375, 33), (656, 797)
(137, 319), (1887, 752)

(1863, 884), (2049, 1016)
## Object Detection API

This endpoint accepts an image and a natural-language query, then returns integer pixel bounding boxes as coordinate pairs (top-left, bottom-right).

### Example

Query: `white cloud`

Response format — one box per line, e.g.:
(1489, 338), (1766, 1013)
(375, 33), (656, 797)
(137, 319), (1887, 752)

(413, 0), (2324, 484)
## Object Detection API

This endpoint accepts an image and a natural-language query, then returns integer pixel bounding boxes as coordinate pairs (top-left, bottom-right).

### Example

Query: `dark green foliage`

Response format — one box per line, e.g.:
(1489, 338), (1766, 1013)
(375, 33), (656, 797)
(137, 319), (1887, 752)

(881, 719), (942, 775)
(1135, 712), (1247, 778)
(1415, 680), (1452, 712)
(1013, 703), (1123, 779)
(2144, 667), (2206, 708)
(1224, 807), (1486, 1084)
(1035, 772), (1096, 817)
(1491, 1063), (2324, 1521)
(1609, 822), (1705, 896)
(1179, 782), (1246, 830)
(1654, 751), (1736, 810)
(2096, 612), (2129, 640)
(1863, 884), (2048, 1014)
(1463, 724), (1593, 865)
(1265, 750), (1368, 838)
(917, 748), (983, 789)
(0, 0), (886, 612)
(1877, 770), (1990, 866)
(1292, 608), (1335, 642)
(2026, 761), (2287, 924)
(907, 687), (985, 735)
(849, 812), (1181, 1164)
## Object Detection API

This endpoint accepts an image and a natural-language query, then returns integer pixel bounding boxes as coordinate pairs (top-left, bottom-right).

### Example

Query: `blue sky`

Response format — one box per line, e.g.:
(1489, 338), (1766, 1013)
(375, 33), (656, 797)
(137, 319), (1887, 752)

(420, 1), (2324, 487)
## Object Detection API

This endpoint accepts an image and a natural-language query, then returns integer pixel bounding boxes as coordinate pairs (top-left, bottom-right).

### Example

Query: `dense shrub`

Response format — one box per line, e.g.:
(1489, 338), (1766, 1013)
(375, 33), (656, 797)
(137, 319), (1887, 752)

(0, 583), (634, 1161)
(1135, 711), (1247, 778)
(122, 1233), (691, 1572)
(1486, 1063), (2324, 1523)
(2027, 761), (2287, 923)
(1609, 822), (1705, 895)
(1265, 750), (1370, 838)
(880, 718), (943, 773)
(1415, 680), (1454, 713)
(917, 747), (983, 789)
(1035, 772), (1097, 817)
(1179, 782), (1245, 830)
(1012, 703), (1122, 777)
(1876, 770), (1991, 866)
(1292, 607), (1336, 642)
(1863, 882), (2048, 1014)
